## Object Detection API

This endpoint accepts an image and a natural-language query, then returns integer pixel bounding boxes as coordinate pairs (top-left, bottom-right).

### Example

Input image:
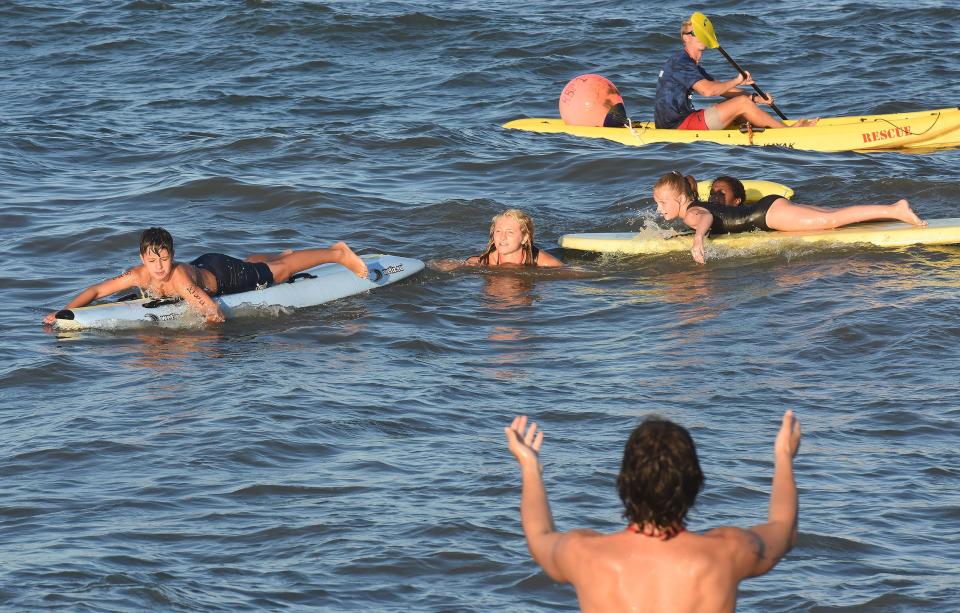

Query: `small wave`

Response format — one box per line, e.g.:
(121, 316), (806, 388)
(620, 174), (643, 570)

(122, 0), (174, 9)
(393, 11), (464, 29)
(229, 483), (359, 497)
(86, 38), (148, 52)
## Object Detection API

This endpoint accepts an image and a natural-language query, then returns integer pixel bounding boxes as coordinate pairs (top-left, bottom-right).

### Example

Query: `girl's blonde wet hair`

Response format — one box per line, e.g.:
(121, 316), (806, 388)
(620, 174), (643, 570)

(654, 171), (697, 201)
(475, 209), (536, 266)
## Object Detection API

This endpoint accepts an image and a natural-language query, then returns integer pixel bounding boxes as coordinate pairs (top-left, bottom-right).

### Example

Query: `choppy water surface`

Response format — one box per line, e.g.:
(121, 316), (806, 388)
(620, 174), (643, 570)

(2, 1), (959, 610)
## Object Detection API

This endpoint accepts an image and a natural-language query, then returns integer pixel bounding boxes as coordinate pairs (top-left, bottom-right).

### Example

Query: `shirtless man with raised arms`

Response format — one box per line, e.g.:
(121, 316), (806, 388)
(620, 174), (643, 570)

(504, 410), (801, 612)
(43, 227), (368, 325)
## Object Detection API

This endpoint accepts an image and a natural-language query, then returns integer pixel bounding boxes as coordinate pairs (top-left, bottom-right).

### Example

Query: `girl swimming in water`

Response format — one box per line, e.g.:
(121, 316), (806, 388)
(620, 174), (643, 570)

(466, 209), (563, 267)
(654, 171), (926, 264)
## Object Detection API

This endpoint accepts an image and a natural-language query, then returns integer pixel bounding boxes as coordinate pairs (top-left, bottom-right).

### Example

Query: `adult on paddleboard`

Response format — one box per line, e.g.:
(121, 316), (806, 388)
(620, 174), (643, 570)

(654, 18), (817, 130)
(654, 171), (926, 264)
(42, 227), (369, 325)
(505, 411), (802, 612)
(466, 209), (563, 267)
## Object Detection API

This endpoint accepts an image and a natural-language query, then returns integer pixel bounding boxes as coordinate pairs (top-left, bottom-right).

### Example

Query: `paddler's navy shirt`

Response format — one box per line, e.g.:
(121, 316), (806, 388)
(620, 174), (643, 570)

(654, 50), (714, 128)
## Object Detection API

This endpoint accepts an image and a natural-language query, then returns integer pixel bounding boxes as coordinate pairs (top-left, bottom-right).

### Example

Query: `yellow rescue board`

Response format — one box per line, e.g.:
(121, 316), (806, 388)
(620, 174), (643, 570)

(503, 107), (960, 153)
(694, 179), (793, 203)
(559, 218), (960, 255)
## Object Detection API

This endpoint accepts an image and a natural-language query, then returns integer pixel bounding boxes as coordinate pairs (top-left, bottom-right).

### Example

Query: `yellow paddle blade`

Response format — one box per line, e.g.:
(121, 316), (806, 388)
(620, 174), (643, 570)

(690, 11), (719, 49)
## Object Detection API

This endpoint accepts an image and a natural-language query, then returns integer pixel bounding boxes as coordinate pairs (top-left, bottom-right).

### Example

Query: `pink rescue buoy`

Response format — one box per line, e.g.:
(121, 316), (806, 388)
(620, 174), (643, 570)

(558, 74), (625, 127)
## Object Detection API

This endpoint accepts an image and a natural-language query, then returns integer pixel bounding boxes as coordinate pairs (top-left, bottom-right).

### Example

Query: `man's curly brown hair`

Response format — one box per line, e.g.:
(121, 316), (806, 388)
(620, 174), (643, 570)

(617, 416), (705, 530)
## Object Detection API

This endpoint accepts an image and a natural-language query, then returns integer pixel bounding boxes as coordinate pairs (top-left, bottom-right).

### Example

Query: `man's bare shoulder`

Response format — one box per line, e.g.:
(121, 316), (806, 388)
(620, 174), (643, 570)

(566, 528), (603, 538)
(554, 529), (608, 557)
(700, 526), (765, 559)
(551, 529), (612, 581)
(556, 528), (603, 550)
(701, 525), (754, 542)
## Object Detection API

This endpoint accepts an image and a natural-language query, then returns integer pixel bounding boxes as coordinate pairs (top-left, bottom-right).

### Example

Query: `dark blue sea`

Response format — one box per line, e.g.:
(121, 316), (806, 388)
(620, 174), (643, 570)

(2, 1), (959, 610)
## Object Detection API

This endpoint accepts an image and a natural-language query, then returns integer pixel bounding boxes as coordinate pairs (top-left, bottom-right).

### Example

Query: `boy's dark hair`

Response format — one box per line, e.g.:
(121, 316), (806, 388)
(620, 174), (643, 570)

(617, 416), (704, 529)
(139, 227), (174, 257)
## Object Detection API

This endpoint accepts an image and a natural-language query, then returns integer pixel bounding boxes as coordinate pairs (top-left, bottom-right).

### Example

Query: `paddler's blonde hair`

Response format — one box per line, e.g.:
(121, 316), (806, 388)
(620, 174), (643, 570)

(654, 171), (697, 201)
(680, 19), (693, 39)
(475, 209), (536, 266)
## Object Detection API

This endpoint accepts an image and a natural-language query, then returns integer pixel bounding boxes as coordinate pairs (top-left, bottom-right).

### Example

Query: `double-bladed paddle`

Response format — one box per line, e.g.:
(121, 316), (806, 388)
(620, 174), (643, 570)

(689, 11), (789, 121)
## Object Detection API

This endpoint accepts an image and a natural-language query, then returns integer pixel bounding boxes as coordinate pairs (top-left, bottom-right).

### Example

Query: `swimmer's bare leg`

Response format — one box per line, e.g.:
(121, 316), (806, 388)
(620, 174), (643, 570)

(265, 242), (368, 282)
(245, 249), (293, 264)
(768, 198), (926, 230)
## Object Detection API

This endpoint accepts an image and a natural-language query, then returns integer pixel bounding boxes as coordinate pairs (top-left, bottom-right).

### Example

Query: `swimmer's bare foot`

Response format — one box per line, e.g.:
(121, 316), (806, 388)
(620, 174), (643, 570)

(791, 118), (819, 127)
(333, 241), (368, 278)
(893, 198), (926, 226)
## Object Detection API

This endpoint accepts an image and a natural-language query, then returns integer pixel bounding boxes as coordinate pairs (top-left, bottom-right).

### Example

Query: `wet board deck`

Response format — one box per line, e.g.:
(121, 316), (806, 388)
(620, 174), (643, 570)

(559, 219), (960, 255)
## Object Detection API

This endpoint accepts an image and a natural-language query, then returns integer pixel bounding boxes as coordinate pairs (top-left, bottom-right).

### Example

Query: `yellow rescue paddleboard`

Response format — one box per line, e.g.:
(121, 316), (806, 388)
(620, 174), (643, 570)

(559, 219), (960, 255)
(694, 179), (793, 203)
(504, 107), (960, 153)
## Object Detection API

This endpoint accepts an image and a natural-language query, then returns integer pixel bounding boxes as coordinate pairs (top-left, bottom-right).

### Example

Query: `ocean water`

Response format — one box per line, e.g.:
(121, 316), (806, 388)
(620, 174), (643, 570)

(2, 0), (959, 610)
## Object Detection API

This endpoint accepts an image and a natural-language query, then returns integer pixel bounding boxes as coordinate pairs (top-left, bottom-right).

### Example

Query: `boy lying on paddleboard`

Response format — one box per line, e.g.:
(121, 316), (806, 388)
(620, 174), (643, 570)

(42, 227), (368, 325)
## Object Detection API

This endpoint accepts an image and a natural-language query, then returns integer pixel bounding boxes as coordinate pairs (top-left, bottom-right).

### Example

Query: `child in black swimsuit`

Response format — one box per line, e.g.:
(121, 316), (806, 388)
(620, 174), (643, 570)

(654, 171), (926, 264)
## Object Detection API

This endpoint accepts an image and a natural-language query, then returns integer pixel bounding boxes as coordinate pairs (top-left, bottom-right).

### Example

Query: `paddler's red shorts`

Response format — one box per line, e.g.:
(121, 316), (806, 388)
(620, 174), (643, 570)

(677, 110), (708, 130)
